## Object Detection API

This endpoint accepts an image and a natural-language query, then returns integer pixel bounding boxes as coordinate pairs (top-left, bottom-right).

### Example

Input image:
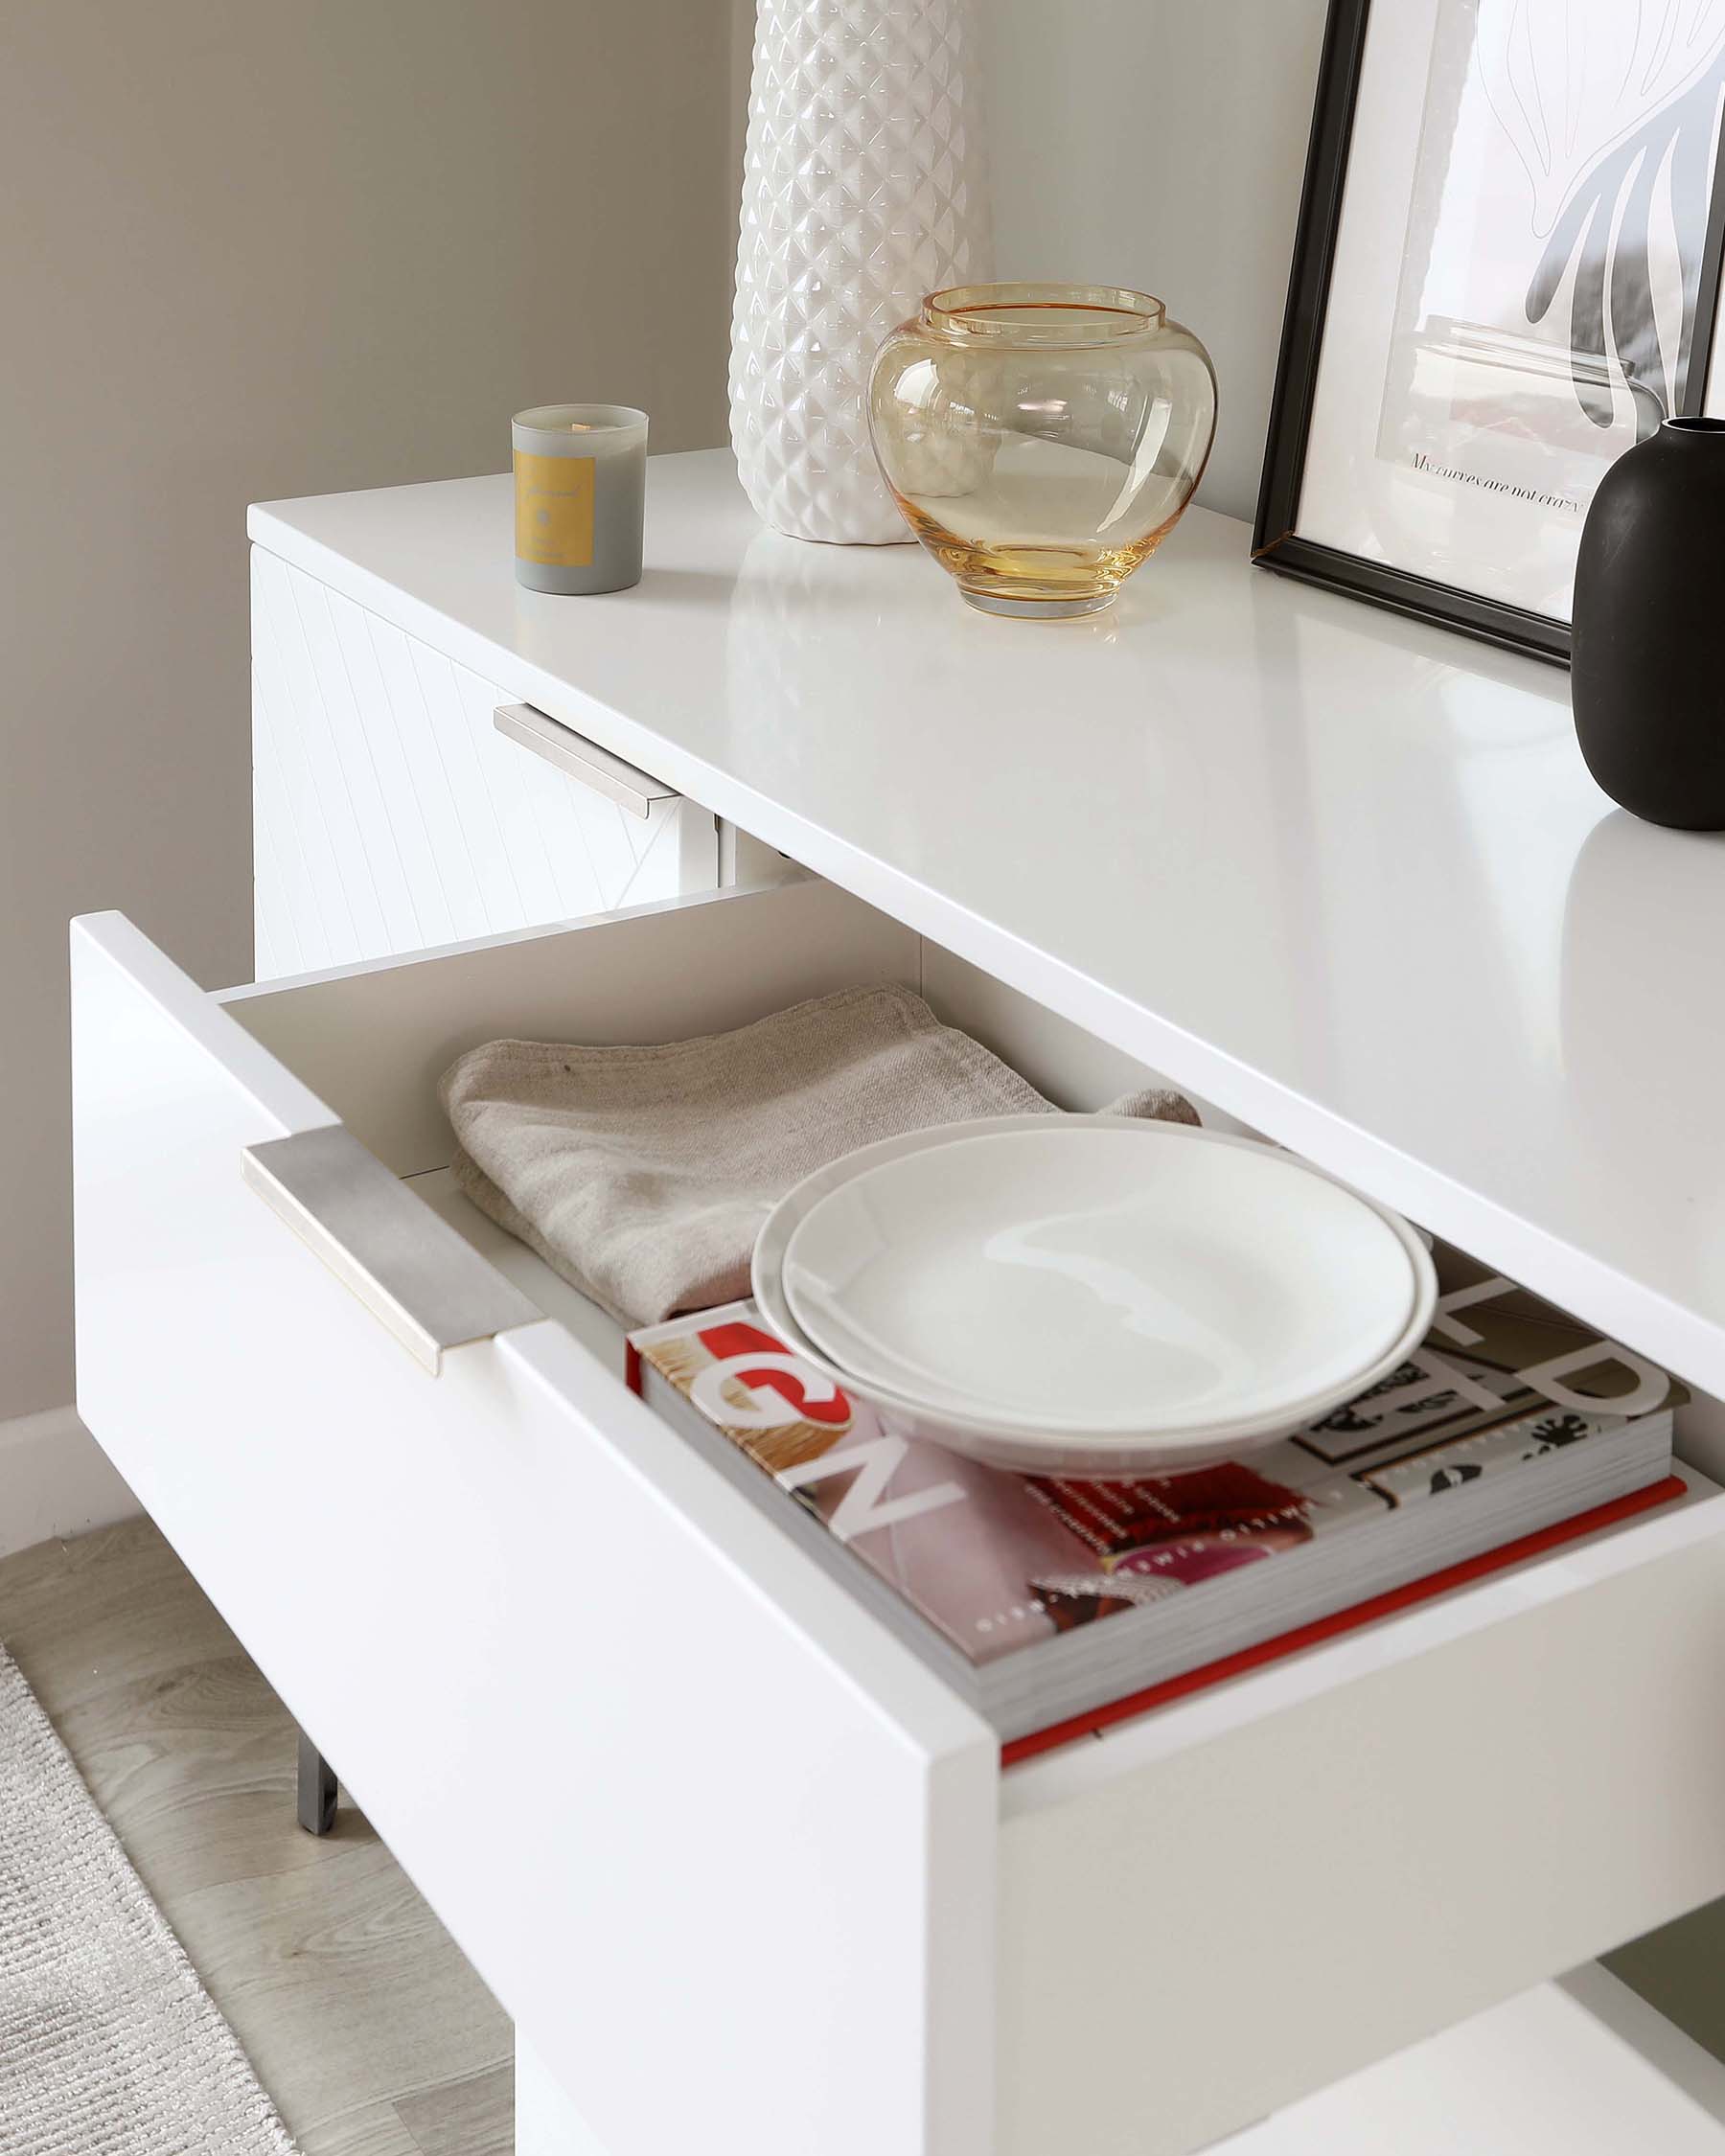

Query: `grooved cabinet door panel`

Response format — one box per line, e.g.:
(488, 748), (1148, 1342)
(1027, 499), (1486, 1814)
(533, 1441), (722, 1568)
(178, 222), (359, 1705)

(250, 548), (716, 980)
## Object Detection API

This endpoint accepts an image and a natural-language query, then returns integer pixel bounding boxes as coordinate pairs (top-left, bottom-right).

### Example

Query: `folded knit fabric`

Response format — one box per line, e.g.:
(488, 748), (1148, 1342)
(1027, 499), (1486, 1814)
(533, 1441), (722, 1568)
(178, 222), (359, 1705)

(440, 984), (1198, 1327)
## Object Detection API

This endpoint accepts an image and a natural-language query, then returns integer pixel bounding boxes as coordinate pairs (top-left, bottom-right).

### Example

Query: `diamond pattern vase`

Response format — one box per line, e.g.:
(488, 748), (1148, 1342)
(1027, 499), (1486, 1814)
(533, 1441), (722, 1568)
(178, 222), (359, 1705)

(730, 0), (993, 545)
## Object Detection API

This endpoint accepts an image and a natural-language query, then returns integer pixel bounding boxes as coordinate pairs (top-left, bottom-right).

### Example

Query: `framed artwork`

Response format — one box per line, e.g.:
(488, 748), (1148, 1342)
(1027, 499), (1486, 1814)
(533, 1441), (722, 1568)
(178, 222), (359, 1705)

(1254, 0), (1725, 662)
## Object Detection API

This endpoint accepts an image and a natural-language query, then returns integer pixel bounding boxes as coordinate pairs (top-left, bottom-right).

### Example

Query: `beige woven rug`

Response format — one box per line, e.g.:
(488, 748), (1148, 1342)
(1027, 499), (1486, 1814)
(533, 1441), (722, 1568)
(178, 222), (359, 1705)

(0, 1642), (298, 2155)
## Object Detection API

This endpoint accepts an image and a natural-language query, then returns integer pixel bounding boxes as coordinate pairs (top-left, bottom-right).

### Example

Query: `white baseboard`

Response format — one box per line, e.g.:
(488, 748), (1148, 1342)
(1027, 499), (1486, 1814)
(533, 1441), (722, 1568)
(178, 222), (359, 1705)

(0, 1404), (142, 1561)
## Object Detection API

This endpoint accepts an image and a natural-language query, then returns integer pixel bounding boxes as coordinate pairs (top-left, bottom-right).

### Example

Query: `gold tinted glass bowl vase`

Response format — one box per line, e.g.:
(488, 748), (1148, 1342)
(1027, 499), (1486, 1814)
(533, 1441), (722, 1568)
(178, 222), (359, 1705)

(868, 283), (1217, 617)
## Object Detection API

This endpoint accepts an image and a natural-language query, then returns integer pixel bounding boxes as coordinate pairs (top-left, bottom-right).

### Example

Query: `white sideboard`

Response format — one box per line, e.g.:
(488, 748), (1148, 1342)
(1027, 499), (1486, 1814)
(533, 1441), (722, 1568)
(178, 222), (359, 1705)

(70, 450), (1725, 2156)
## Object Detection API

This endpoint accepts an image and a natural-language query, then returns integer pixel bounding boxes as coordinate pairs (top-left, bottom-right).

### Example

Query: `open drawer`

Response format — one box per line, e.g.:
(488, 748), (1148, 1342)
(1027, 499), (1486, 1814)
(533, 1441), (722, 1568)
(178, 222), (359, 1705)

(70, 880), (1725, 2156)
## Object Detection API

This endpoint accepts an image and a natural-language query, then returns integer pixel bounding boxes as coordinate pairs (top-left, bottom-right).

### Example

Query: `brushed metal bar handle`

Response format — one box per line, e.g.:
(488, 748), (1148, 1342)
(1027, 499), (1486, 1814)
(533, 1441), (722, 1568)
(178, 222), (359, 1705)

(242, 1127), (540, 1374)
(494, 702), (676, 819)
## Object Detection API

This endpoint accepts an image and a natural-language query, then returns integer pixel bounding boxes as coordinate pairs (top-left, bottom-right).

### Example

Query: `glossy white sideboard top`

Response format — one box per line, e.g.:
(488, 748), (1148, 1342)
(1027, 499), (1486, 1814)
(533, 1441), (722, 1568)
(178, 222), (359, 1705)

(250, 451), (1725, 1392)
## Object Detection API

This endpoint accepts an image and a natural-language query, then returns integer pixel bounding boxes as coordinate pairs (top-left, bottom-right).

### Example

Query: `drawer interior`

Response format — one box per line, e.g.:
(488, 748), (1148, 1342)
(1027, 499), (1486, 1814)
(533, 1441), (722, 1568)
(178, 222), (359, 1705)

(218, 876), (1251, 1176)
(223, 879), (925, 1174)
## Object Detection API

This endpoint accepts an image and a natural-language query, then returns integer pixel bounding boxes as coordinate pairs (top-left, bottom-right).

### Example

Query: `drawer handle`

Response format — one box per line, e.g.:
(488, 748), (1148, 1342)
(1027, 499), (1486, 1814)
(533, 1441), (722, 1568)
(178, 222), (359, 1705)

(242, 1127), (540, 1374)
(494, 702), (676, 819)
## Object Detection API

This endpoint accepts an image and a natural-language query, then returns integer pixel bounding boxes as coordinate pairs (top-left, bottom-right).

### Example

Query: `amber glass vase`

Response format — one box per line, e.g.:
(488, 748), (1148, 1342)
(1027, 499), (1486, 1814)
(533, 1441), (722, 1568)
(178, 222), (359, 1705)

(868, 283), (1217, 617)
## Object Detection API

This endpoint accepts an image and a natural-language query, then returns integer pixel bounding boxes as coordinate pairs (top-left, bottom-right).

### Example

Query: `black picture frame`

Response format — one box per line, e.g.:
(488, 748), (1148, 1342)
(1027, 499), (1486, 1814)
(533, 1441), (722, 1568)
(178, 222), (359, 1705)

(1253, 0), (1725, 669)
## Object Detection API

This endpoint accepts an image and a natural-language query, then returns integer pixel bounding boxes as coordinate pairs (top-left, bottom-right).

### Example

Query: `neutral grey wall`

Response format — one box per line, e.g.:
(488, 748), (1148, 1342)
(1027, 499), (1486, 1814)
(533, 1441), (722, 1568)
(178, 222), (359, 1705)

(0, 0), (742, 1423)
(982, 0), (1329, 522)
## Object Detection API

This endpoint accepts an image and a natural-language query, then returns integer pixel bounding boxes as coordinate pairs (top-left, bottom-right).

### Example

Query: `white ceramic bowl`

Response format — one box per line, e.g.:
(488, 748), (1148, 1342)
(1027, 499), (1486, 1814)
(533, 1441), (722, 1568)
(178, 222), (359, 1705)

(750, 1115), (1437, 1479)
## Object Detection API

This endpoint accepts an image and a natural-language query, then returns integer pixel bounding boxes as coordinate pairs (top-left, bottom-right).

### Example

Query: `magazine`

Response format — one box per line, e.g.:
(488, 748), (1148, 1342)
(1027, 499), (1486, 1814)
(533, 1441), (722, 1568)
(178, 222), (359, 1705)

(629, 1245), (1680, 1739)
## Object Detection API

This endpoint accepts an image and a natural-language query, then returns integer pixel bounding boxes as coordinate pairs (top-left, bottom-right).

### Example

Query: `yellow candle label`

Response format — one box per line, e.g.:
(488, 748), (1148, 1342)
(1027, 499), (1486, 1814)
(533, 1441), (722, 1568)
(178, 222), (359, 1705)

(515, 451), (595, 567)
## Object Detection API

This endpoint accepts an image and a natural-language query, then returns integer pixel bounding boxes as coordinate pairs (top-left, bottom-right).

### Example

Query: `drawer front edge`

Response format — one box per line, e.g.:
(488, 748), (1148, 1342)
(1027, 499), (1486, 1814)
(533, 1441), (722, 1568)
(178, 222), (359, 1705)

(996, 1525), (1725, 2156)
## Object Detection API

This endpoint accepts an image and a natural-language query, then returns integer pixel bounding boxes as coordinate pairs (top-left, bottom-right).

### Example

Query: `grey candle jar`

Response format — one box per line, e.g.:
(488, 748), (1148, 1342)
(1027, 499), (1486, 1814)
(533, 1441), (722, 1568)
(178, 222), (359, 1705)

(513, 404), (649, 594)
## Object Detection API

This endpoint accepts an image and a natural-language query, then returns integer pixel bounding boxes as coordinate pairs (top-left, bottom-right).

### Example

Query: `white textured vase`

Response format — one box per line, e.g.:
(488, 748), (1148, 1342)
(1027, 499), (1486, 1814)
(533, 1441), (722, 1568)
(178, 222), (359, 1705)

(730, 0), (993, 545)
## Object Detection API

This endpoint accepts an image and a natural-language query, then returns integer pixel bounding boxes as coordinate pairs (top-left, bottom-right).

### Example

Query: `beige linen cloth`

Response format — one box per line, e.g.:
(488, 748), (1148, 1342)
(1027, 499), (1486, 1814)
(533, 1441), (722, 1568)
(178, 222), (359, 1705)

(441, 984), (1197, 1327)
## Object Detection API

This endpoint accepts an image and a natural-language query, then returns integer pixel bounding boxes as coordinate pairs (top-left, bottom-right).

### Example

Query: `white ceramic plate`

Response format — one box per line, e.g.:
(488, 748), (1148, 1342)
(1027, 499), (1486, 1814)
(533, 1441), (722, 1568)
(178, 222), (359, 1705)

(751, 1115), (1437, 1479)
(783, 1120), (1419, 1433)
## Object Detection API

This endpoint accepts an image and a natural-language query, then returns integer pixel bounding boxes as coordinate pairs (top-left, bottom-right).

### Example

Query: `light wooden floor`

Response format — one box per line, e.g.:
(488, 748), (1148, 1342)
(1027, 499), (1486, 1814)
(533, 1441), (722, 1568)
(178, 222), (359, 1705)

(0, 1517), (512, 2156)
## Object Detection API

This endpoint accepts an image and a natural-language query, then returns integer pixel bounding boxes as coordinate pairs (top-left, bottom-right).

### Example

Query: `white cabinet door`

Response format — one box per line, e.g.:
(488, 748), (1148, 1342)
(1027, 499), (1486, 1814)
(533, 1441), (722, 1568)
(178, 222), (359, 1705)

(250, 545), (716, 979)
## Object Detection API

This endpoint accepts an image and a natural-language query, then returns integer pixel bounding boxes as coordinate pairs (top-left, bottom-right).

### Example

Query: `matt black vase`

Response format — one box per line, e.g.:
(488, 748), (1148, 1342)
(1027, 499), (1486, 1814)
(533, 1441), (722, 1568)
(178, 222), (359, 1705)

(1571, 416), (1725, 831)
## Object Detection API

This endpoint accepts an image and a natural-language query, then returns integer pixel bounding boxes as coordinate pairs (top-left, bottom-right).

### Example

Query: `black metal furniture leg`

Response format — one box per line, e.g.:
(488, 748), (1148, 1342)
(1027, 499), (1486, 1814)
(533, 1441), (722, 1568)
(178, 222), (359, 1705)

(297, 1729), (337, 1836)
